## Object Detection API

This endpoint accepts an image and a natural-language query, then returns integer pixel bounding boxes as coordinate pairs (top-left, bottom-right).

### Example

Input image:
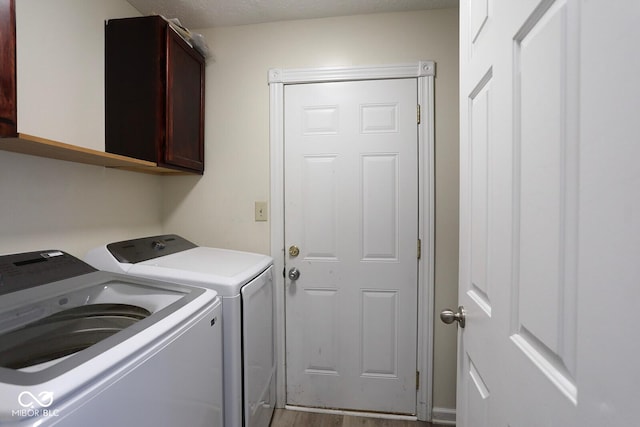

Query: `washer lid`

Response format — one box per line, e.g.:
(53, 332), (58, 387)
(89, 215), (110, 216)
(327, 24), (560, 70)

(129, 247), (273, 296)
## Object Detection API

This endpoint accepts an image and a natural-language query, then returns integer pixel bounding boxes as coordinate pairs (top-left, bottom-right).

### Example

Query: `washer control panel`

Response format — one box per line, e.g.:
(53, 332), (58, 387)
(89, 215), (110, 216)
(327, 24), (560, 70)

(106, 234), (197, 264)
(0, 250), (96, 296)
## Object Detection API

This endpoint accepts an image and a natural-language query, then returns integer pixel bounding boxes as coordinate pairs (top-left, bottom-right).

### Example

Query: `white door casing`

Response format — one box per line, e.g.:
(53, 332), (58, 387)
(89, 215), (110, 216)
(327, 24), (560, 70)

(269, 62), (435, 420)
(458, 0), (640, 425)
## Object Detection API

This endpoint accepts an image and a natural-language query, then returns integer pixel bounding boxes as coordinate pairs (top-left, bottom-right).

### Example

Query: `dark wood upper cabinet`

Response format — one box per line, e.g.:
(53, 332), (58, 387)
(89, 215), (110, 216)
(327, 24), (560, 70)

(105, 16), (205, 174)
(0, 0), (17, 137)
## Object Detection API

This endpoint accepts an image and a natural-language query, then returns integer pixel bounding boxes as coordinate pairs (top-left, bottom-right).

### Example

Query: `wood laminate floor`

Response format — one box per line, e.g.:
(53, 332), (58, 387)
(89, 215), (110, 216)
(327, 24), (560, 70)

(269, 409), (448, 427)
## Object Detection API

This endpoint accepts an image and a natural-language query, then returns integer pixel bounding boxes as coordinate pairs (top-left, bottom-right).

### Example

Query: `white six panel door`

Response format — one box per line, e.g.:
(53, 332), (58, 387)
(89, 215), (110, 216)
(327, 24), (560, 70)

(284, 79), (418, 414)
(459, 0), (640, 425)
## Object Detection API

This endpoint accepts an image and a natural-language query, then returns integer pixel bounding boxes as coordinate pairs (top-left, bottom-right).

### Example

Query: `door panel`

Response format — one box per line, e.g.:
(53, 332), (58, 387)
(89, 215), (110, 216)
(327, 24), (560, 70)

(466, 358), (490, 427)
(468, 69), (492, 317)
(301, 156), (339, 259)
(362, 155), (399, 260)
(512, 0), (578, 400)
(301, 288), (339, 374)
(361, 289), (398, 377)
(284, 79), (418, 414)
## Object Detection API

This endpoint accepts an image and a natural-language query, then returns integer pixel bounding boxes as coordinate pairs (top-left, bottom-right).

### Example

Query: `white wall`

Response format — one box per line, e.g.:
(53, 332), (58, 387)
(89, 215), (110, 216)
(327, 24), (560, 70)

(0, 0), (162, 258)
(0, 152), (163, 256)
(162, 9), (460, 411)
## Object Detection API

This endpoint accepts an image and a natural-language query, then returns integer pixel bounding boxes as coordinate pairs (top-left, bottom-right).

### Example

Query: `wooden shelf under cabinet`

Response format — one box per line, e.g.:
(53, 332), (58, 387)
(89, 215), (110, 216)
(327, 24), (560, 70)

(0, 133), (190, 175)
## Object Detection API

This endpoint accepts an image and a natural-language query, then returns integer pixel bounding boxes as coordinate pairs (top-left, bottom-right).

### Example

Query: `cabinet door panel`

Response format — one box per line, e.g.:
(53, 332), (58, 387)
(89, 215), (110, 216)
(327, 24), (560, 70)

(0, 0), (17, 137)
(105, 17), (163, 163)
(165, 30), (204, 172)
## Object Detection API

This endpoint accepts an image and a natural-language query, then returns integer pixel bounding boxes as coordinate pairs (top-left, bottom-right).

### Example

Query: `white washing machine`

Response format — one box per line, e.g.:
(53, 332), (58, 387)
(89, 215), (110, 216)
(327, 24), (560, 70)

(0, 249), (223, 426)
(86, 234), (276, 427)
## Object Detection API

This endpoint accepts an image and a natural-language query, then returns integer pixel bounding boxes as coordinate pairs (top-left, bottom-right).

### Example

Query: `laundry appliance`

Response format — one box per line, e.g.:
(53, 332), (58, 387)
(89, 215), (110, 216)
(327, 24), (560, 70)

(0, 249), (223, 426)
(86, 234), (276, 427)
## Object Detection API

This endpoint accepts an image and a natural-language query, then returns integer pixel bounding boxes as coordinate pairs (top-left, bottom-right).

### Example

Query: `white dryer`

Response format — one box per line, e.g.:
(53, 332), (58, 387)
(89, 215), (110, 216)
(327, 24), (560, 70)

(0, 249), (223, 426)
(86, 234), (276, 427)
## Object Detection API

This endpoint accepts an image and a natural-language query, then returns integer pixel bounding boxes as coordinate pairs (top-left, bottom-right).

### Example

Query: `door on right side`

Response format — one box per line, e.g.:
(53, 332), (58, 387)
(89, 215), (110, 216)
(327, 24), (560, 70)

(456, 0), (640, 426)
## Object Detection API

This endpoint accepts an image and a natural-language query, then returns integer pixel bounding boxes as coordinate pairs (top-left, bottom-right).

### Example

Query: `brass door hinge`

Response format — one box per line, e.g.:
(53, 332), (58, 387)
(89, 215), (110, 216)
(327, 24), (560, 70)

(417, 238), (422, 259)
(417, 104), (421, 125)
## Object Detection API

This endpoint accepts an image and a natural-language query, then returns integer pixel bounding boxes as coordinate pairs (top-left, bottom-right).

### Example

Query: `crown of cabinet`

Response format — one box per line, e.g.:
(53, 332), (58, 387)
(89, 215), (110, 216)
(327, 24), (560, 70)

(105, 16), (205, 174)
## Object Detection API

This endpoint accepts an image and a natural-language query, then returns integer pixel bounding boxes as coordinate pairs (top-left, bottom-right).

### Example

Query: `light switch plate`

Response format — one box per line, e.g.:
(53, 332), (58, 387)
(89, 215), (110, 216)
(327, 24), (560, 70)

(255, 201), (268, 221)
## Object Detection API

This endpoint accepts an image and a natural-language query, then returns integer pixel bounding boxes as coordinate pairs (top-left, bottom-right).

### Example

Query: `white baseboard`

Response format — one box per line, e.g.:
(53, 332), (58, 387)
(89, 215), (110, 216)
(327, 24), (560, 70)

(431, 407), (456, 425)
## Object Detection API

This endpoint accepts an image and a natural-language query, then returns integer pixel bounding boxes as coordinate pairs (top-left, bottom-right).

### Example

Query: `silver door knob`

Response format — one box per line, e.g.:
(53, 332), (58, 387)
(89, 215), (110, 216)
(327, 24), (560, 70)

(440, 306), (466, 328)
(288, 267), (301, 281)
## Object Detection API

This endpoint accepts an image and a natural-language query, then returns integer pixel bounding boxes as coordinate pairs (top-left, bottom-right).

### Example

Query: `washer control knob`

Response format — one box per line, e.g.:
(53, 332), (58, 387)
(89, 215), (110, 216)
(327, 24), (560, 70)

(152, 240), (166, 250)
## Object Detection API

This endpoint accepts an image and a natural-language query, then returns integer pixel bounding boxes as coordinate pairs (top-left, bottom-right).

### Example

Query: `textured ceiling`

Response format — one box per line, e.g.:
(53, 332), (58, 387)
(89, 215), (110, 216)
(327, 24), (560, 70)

(126, 0), (459, 29)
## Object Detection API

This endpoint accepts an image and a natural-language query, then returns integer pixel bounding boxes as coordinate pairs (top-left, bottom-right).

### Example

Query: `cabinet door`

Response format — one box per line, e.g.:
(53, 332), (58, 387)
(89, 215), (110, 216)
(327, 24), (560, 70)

(0, 0), (17, 136)
(165, 29), (204, 172)
(105, 16), (164, 164)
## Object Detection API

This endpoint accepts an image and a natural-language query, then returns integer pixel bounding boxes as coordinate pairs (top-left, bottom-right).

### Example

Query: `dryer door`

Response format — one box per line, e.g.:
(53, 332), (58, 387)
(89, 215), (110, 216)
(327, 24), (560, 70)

(241, 266), (275, 427)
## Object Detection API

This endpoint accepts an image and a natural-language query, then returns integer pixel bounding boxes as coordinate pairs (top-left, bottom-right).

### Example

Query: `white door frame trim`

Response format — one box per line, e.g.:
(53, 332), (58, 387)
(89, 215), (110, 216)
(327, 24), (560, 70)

(268, 61), (436, 421)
